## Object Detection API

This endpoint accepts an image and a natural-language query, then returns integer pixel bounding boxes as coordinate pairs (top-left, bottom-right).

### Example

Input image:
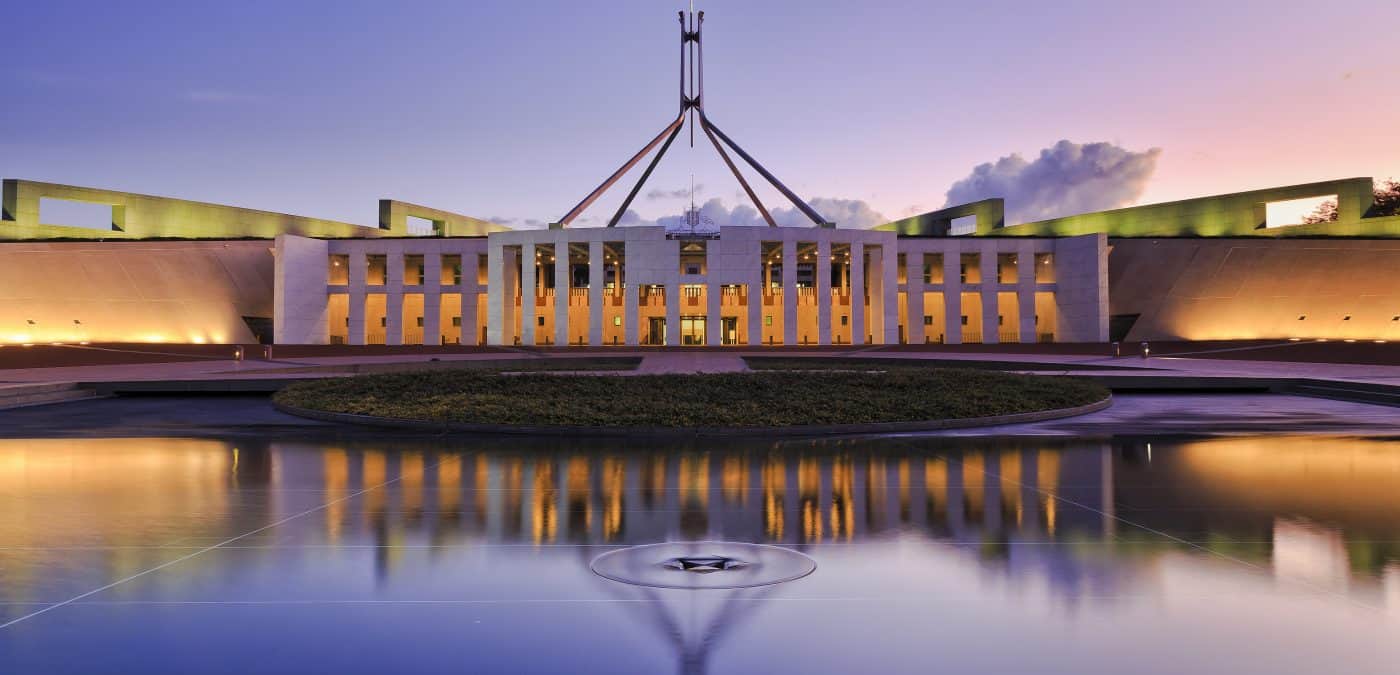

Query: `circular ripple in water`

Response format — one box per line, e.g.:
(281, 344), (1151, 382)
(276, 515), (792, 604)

(590, 541), (816, 590)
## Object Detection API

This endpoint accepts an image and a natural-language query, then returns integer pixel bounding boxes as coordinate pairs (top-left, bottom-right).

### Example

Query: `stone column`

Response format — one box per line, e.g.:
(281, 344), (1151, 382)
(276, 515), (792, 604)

(385, 251), (404, 346)
(520, 242), (536, 346)
(486, 245), (504, 346)
(665, 281), (681, 346)
(944, 248), (962, 345)
(866, 247), (884, 344)
(588, 241), (605, 345)
(706, 281), (723, 346)
(849, 242), (865, 345)
(882, 246), (899, 345)
(555, 234), (570, 347)
(624, 277), (640, 346)
(816, 239), (832, 345)
(782, 239), (797, 346)
(423, 253), (442, 346)
(348, 249), (368, 346)
(1018, 241), (1037, 343)
(748, 245), (764, 346)
(461, 255), (480, 346)
(980, 242), (999, 345)
(907, 249), (925, 344)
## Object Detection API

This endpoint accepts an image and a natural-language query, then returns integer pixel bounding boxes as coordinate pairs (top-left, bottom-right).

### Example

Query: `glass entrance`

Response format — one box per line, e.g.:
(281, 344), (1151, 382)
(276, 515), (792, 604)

(680, 315), (706, 345)
(646, 317), (667, 345)
(722, 317), (739, 345)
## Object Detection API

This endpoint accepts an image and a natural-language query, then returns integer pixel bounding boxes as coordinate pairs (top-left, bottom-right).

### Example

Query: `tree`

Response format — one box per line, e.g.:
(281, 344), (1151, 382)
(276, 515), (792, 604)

(1302, 179), (1400, 224)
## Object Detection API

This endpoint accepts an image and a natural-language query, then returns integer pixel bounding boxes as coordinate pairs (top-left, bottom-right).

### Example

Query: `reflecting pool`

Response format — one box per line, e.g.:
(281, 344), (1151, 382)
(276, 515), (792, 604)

(2, 434), (1399, 674)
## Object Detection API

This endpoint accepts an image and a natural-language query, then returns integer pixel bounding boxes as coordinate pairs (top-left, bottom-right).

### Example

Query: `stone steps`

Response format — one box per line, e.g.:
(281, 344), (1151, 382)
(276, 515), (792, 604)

(0, 382), (103, 410)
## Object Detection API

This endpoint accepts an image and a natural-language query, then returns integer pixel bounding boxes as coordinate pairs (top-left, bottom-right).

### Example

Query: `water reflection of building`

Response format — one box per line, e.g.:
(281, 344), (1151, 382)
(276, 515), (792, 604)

(5, 435), (1400, 609)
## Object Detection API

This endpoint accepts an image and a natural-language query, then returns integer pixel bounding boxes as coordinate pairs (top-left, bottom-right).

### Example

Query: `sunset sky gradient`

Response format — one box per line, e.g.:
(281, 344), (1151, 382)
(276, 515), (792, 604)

(2, 0), (1396, 228)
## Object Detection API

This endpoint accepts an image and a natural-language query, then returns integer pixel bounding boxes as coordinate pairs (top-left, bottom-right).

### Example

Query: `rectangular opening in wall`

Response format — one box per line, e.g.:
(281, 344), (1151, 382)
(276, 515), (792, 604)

(1265, 195), (1337, 228)
(997, 253), (1018, 284)
(328, 255), (350, 284)
(923, 253), (943, 284)
(949, 214), (977, 236)
(405, 215), (439, 236)
(39, 198), (118, 231)
(404, 255), (424, 285)
(679, 240), (707, 276)
(367, 255), (387, 285)
(441, 254), (462, 285)
(960, 253), (981, 284)
(1034, 253), (1055, 283)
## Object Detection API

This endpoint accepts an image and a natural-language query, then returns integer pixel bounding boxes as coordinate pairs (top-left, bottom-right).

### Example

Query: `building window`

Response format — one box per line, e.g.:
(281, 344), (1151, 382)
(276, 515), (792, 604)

(451, 317), (462, 327)
(613, 316), (622, 327)
(764, 315), (773, 326)
(960, 253), (980, 284)
(380, 317), (387, 327)
(840, 315), (848, 326)
(923, 315), (933, 326)
(1343, 315), (1352, 321)
(686, 265), (700, 275)
(537, 316), (545, 326)
(328, 255), (350, 284)
(960, 315), (968, 326)
(416, 317), (424, 327)
(1034, 253), (1054, 283)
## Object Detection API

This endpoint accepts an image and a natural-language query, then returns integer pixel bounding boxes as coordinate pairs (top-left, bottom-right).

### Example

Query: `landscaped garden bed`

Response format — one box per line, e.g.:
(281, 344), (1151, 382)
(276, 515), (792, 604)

(273, 367), (1110, 432)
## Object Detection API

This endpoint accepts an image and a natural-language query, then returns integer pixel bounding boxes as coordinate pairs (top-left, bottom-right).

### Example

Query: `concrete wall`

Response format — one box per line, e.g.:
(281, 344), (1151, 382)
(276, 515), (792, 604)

(273, 236), (330, 344)
(2, 179), (508, 240)
(1110, 238), (1400, 341)
(0, 240), (274, 344)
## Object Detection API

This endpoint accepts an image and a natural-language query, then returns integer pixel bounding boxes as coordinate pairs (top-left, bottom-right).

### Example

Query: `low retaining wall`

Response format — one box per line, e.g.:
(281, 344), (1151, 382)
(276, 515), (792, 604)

(272, 396), (1113, 439)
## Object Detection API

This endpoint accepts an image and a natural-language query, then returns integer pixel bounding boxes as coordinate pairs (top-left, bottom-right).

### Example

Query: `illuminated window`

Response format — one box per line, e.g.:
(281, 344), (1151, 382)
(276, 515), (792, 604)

(923, 315), (933, 325)
(764, 315), (773, 326)
(451, 317), (462, 327)
(613, 316), (622, 327)
(537, 316), (545, 326)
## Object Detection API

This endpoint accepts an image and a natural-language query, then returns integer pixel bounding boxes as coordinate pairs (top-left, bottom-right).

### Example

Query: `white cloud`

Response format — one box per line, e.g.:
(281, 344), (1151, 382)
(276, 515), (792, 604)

(944, 140), (1161, 224)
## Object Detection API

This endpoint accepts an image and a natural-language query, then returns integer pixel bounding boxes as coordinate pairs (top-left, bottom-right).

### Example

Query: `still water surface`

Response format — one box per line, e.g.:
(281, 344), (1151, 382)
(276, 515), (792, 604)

(1, 434), (1398, 674)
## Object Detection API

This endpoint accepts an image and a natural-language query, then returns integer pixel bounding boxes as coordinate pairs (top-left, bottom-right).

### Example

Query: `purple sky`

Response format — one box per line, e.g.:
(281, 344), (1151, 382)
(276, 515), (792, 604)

(3, 0), (1397, 228)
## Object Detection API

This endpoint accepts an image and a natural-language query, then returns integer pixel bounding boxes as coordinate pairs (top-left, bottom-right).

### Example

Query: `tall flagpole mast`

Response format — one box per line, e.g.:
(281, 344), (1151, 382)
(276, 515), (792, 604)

(551, 6), (833, 229)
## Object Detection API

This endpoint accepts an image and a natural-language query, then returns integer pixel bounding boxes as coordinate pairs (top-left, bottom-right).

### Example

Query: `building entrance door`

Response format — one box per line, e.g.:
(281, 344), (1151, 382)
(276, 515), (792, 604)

(680, 315), (706, 346)
(722, 317), (738, 345)
(646, 317), (667, 345)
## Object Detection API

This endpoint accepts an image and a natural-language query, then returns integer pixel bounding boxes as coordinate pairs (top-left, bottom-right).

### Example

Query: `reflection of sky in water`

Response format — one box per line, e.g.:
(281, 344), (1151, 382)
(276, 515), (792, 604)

(0, 435), (1398, 674)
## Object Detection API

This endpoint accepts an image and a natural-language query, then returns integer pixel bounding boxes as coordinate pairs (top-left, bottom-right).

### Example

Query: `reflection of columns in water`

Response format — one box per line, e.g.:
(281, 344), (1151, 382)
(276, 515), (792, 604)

(831, 455), (854, 541)
(532, 458), (557, 544)
(665, 454), (681, 540)
(961, 453), (984, 526)
(433, 454), (463, 544)
(799, 456), (821, 543)
(818, 456), (833, 541)
(999, 451), (1022, 530)
(323, 449), (348, 544)
(401, 452), (424, 525)
(897, 459), (911, 524)
(983, 451), (1002, 533)
(484, 455), (503, 540)
(566, 455), (591, 541)
(784, 456), (800, 545)
(762, 454), (785, 541)
(908, 457), (926, 529)
(1020, 450), (1041, 535)
(924, 458), (947, 532)
(884, 459), (899, 528)
(678, 453), (708, 539)
(721, 454), (747, 507)
(706, 453), (722, 540)
(1038, 451), (1060, 536)
(864, 457), (885, 532)
(503, 457), (524, 540)
(851, 454), (866, 539)
(946, 454), (966, 536)
(601, 456), (624, 542)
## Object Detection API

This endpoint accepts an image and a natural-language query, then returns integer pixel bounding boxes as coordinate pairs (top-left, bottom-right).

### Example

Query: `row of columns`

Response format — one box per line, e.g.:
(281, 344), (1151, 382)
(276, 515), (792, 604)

(342, 250), (482, 346)
(903, 249), (1043, 345)
(487, 239), (911, 347)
